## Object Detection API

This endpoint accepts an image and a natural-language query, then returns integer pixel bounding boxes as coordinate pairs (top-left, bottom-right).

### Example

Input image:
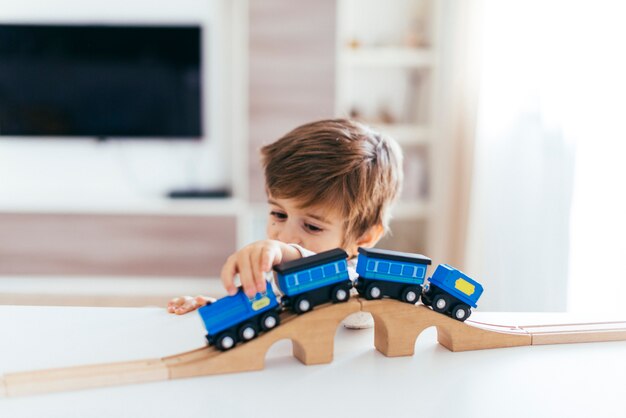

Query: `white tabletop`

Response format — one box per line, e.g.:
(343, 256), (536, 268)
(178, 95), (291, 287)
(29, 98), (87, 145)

(0, 305), (625, 418)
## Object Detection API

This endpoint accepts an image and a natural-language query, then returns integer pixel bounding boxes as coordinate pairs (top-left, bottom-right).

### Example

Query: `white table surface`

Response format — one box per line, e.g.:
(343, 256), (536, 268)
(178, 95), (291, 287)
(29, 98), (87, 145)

(0, 305), (625, 418)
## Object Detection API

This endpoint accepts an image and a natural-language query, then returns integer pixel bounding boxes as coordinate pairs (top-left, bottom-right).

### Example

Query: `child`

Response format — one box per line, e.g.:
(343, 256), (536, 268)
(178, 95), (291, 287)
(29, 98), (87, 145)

(167, 119), (403, 327)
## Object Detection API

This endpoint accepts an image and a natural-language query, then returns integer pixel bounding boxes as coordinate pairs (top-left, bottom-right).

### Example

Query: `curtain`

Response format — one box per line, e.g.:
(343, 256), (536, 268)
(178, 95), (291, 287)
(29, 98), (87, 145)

(425, 0), (626, 312)
(464, 0), (580, 311)
(565, 2), (626, 313)
(428, 0), (483, 270)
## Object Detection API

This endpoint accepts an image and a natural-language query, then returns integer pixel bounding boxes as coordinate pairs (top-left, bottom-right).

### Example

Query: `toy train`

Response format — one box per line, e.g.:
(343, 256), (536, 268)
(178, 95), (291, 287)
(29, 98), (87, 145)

(274, 248), (352, 314)
(199, 285), (281, 350)
(354, 247), (431, 303)
(199, 248), (352, 350)
(421, 264), (483, 321)
(198, 247), (484, 350)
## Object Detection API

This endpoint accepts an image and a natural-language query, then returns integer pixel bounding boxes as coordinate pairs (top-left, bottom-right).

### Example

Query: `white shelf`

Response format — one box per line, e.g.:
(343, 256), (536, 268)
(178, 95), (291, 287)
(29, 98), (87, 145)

(341, 47), (433, 68)
(336, 0), (439, 253)
(0, 197), (246, 217)
(0, 276), (226, 297)
(392, 200), (429, 219)
(370, 123), (430, 145)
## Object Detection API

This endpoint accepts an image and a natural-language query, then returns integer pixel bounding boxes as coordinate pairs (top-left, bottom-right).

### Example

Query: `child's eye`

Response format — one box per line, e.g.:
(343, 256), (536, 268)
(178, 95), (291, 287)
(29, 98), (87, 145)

(304, 223), (323, 233)
(270, 211), (287, 220)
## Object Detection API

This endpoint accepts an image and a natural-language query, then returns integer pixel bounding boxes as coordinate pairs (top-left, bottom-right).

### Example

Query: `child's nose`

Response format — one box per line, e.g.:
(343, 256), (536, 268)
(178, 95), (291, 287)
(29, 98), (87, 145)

(278, 227), (302, 245)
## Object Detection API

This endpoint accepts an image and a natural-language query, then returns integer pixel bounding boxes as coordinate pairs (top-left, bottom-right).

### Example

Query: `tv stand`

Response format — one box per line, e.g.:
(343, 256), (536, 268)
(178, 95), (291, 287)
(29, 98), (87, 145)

(167, 188), (230, 199)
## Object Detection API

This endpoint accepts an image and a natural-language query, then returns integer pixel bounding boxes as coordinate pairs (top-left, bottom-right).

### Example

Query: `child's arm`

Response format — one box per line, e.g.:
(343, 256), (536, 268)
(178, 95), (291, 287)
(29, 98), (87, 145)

(220, 239), (302, 297)
(166, 239), (302, 315)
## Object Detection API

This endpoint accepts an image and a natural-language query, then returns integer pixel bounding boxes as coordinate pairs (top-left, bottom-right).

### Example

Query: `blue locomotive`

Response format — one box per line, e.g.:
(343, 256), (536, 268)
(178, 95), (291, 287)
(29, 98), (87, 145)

(274, 248), (352, 313)
(198, 285), (281, 350)
(421, 264), (483, 321)
(354, 247), (431, 303)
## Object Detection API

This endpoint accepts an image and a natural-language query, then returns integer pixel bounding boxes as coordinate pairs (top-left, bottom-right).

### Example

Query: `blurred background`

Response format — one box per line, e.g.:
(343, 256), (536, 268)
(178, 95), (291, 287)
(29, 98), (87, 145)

(0, 0), (624, 313)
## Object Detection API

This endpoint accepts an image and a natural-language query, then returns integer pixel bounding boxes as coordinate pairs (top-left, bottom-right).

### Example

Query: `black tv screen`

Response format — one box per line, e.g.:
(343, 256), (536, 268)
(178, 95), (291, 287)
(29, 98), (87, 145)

(0, 24), (202, 138)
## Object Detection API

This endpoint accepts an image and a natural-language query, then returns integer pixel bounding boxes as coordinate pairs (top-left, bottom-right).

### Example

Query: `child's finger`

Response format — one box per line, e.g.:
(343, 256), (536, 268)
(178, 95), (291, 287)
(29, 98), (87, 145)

(260, 246), (273, 272)
(167, 297), (179, 310)
(220, 256), (238, 296)
(253, 247), (268, 294)
(173, 296), (196, 315)
(237, 253), (257, 297)
(167, 297), (184, 312)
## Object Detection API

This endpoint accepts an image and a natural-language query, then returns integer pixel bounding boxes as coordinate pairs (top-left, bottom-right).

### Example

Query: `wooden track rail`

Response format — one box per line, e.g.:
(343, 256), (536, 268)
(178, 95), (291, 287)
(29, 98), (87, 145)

(164, 299), (361, 380)
(0, 300), (361, 397)
(2, 297), (626, 397)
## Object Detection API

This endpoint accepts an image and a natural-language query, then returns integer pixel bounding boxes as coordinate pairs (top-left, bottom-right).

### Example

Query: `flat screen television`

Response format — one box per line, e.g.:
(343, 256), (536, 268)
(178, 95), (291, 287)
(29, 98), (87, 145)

(0, 24), (202, 139)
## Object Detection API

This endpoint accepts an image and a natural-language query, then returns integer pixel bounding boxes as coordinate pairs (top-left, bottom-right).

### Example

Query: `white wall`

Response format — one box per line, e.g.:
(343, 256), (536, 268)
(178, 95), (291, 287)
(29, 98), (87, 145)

(0, 0), (239, 211)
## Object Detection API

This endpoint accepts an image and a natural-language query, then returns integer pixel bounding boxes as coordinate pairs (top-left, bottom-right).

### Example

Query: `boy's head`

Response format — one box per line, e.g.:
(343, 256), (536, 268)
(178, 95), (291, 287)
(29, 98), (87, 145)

(261, 119), (403, 256)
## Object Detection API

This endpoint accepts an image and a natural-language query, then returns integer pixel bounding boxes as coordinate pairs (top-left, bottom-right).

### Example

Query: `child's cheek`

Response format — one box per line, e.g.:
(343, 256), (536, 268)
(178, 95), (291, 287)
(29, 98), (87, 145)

(266, 224), (276, 240)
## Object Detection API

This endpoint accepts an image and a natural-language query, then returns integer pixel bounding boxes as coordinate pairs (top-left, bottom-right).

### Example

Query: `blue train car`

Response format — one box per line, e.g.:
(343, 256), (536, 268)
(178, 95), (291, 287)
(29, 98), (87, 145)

(421, 264), (484, 321)
(355, 247), (432, 303)
(274, 248), (352, 314)
(198, 285), (281, 350)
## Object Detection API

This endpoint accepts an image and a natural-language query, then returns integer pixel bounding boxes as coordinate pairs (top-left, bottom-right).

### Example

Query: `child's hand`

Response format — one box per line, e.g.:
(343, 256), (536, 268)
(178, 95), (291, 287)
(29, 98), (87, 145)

(167, 295), (216, 315)
(221, 240), (301, 297)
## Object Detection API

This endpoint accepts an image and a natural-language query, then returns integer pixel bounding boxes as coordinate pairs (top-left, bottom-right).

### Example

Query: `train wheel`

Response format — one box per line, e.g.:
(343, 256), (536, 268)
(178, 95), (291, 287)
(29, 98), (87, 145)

(366, 284), (382, 299)
(452, 305), (471, 322)
(432, 294), (450, 313)
(216, 331), (237, 351)
(238, 322), (258, 342)
(365, 283), (383, 300)
(260, 311), (280, 331)
(332, 284), (350, 302)
(294, 296), (312, 314)
(401, 286), (421, 304)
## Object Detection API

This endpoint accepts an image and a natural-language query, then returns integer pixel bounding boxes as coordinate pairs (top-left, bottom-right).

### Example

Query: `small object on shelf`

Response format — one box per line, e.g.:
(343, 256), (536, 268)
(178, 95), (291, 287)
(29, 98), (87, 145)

(349, 106), (362, 120)
(347, 37), (361, 49)
(378, 106), (396, 124)
(404, 17), (428, 48)
(354, 247), (431, 303)
(401, 147), (428, 200)
(421, 264), (484, 322)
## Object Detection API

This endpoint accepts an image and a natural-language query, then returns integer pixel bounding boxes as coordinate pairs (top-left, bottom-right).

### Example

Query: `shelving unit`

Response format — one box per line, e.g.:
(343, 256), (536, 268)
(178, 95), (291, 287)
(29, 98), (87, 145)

(0, 0), (251, 281)
(335, 0), (439, 252)
(342, 47), (433, 67)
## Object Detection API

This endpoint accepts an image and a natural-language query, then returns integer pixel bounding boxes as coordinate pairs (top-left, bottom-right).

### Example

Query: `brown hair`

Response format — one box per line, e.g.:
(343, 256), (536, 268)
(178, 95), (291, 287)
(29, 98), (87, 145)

(261, 119), (403, 246)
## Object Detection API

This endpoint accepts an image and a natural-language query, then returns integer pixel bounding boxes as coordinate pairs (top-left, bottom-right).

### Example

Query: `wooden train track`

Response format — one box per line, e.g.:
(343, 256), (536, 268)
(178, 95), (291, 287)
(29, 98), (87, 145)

(2, 298), (626, 397)
(360, 300), (626, 354)
(0, 299), (360, 397)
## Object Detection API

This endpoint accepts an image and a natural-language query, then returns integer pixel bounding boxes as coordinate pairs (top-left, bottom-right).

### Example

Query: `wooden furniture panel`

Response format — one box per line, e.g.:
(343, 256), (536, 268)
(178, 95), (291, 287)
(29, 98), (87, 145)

(0, 213), (236, 277)
(248, 0), (337, 202)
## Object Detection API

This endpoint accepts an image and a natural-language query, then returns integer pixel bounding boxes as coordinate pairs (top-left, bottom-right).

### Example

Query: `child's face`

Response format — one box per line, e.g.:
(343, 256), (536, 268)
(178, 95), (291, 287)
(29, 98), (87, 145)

(266, 196), (348, 254)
